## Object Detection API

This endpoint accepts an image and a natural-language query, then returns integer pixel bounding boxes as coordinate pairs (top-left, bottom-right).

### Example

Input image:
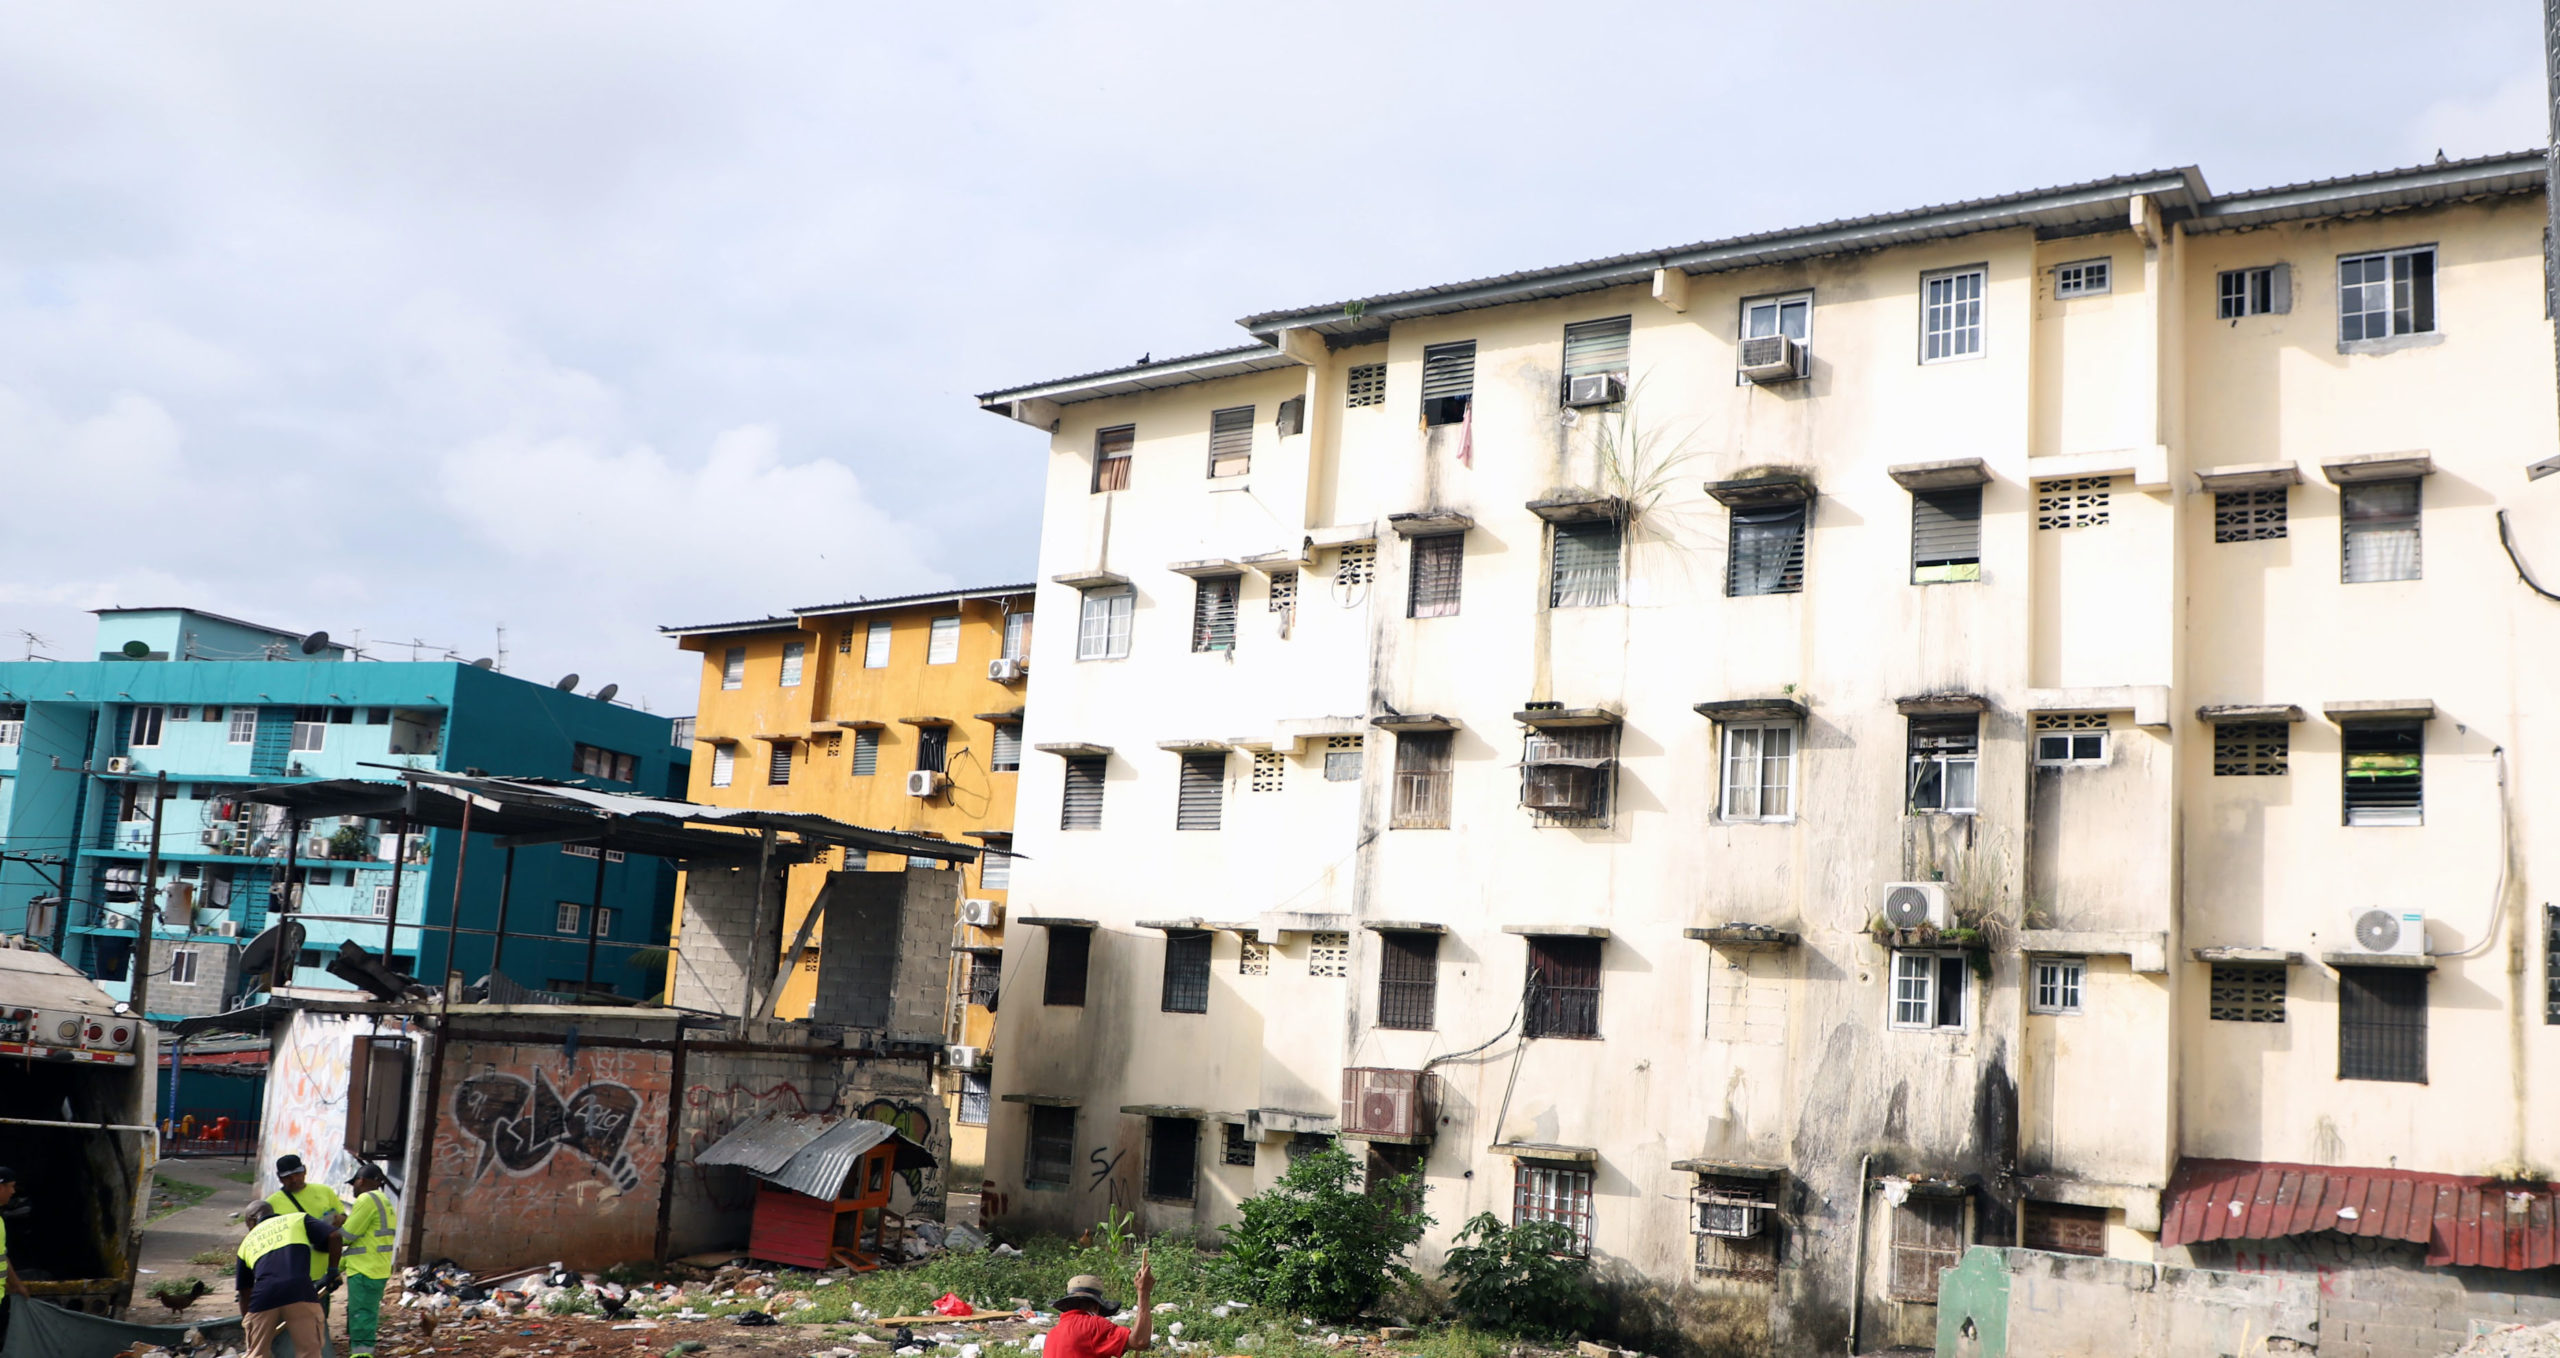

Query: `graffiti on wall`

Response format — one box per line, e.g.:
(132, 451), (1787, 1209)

(261, 1012), (368, 1198)
(422, 1042), (670, 1270)
(453, 1065), (643, 1191)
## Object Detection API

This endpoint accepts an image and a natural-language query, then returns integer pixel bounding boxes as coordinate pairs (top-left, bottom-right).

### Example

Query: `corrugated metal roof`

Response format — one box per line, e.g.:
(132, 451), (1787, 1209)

(695, 1111), (934, 1200)
(2190, 150), (2544, 233)
(2160, 1157), (2559, 1271)
(791, 584), (1038, 618)
(976, 343), (1298, 406)
(658, 614), (803, 639)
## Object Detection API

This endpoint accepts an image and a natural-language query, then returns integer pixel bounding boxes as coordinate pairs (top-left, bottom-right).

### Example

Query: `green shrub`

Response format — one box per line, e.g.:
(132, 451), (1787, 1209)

(1439, 1213), (1598, 1337)
(1210, 1146), (1432, 1322)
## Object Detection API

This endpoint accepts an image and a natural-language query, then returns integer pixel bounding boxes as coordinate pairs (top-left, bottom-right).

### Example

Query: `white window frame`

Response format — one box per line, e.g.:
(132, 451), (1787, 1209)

(129, 706), (164, 748)
(1077, 587), (1135, 661)
(1921, 265), (1987, 363)
(372, 884), (393, 918)
(1002, 611), (1033, 661)
(980, 849), (1012, 892)
(228, 708), (259, 744)
(1889, 950), (1971, 1032)
(557, 902), (582, 934)
(2052, 258), (2111, 298)
(721, 647), (746, 690)
(1906, 717), (1979, 815)
(2029, 958), (2085, 1015)
(169, 948), (200, 985)
(710, 744), (735, 788)
(1719, 722), (1798, 823)
(290, 711), (328, 753)
(2033, 728), (2110, 767)
(864, 621), (892, 668)
(1742, 290), (1812, 343)
(927, 616), (962, 665)
(778, 641), (805, 687)
(2338, 245), (2436, 345)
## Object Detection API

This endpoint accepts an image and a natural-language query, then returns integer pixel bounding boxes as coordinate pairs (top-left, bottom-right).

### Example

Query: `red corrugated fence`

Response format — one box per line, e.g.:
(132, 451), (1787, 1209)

(2160, 1157), (2558, 1271)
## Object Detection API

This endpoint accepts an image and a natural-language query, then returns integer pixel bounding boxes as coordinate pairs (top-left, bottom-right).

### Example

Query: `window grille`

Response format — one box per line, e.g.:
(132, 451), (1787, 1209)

(2217, 265), (2287, 319)
(1061, 756), (1106, 830)
(2212, 722), (2288, 776)
(1692, 1176), (1779, 1279)
(1721, 723), (1796, 821)
(1250, 750), (1284, 792)
(2035, 476), (2113, 530)
(958, 1073), (991, 1126)
(1522, 724), (1615, 827)
(1922, 267), (1985, 362)
(2029, 958), (2084, 1014)
(1335, 542), (1375, 587)
(928, 616), (961, 665)
(865, 621), (892, 668)
(1176, 753), (1225, 830)
(2342, 721), (2423, 826)
(1077, 587), (1134, 660)
(1513, 1163), (1594, 1254)
(1238, 939), (1270, 976)
(1345, 362), (1386, 408)
(1420, 341), (1476, 425)
(1324, 735), (1364, 782)
(2342, 479), (2421, 583)
(964, 952), (1001, 1006)
(1192, 575), (1240, 652)
(2215, 487), (2288, 542)
(1145, 1117), (1199, 1201)
(766, 743), (792, 785)
(2339, 247), (2435, 343)
(1889, 1198), (1965, 1301)
(1162, 930), (1212, 1012)
(1267, 569), (1297, 614)
(779, 641), (805, 687)
(2208, 963), (2286, 1022)
(1377, 931), (1439, 1030)
(1561, 315), (1632, 381)
(1027, 1106), (1075, 1186)
(1727, 503), (1807, 596)
(2053, 259), (2110, 297)
(2021, 1200), (2106, 1257)
(1408, 533), (1464, 618)
(1223, 1121), (1257, 1166)
(991, 724), (1021, 772)
(1524, 936), (1601, 1038)
(1391, 731), (1453, 828)
(1208, 406), (1254, 478)
(1093, 425), (1134, 492)
(1550, 520), (1623, 608)
(1309, 930), (1349, 979)
(1044, 926), (1091, 1006)
(2338, 966), (2428, 1083)
(1911, 486), (1982, 581)
(1907, 715), (1979, 813)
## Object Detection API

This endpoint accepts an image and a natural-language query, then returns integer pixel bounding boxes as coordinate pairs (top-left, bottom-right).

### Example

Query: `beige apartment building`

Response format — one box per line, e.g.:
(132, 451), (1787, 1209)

(974, 152), (2559, 1357)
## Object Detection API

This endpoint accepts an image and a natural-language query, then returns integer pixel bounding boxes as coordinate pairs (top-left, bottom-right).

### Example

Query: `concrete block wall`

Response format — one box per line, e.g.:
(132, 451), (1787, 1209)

(2190, 1239), (2560, 1358)
(665, 1037), (842, 1258)
(810, 867), (956, 1043)
(668, 863), (772, 1015)
(1937, 1246), (2317, 1357)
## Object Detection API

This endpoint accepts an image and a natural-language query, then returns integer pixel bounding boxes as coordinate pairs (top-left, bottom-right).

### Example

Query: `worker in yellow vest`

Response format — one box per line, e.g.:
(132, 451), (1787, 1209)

(0, 1167), (23, 1350)
(338, 1163), (398, 1358)
(234, 1201), (342, 1358)
(265, 1153), (346, 1324)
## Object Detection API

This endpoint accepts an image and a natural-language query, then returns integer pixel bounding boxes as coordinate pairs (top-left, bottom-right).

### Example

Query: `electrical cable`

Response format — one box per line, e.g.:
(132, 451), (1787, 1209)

(2497, 509), (2560, 603)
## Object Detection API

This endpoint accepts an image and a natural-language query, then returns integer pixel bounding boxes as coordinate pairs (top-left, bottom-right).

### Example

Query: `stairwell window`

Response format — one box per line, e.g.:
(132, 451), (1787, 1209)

(721, 647), (745, 689)
(767, 743), (793, 785)
(229, 708), (259, 744)
(2208, 963), (2287, 1023)
(1027, 1106), (1076, 1187)
(1906, 715), (1978, 813)
(1044, 925), (1092, 1006)
(1890, 951), (1969, 1031)
(1524, 936), (1602, 1039)
(1077, 587), (1135, 661)
(1192, 575), (1240, 653)
(1727, 503), (1807, 596)
(2342, 480), (2421, 583)
(1514, 1162), (1595, 1255)
(1391, 731), (1453, 829)
(710, 744), (735, 788)
(2052, 258), (2110, 297)
(779, 641), (805, 687)
(1062, 755), (1106, 829)
(1208, 406), (1254, 478)
(926, 616), (961, 665)
(864, 621), (892, 668)
(1162, 930), (1212, 1012)
(291, 707), (329, 753)
(1377, 931), (1439, 1030)
(2338, 967), (2427, 1083)
(1911, 485), (1983, 582)
(129, 705), (164, 747)
(1093, 425), (1134, 492)
(2342, 721), (2423, 826)
(1549, 521), (1623, 608)
(1408, 533), (1464, 618)
(1922, 266), (1986, 362)
(2213, 722), (2289, 776)
(850, 728), (879, 776)
(1420, 341), (1476, 426)
(1346, 363), (1386, 408)
(2215, 487), (2288, 542)
(2339, 246), (2435, 345)
(1720, 723), (1796, 823)
(1176, 753), (1225, 830)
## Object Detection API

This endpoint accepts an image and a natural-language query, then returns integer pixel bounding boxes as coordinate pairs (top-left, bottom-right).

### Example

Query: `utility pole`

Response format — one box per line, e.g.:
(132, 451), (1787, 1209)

(2547, 0), (2559, 423)
(127, 774), (168, 1022)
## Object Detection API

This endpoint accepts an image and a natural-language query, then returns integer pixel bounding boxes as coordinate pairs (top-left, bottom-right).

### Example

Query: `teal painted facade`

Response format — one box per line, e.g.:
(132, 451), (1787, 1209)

(0, 610), (690, 1015)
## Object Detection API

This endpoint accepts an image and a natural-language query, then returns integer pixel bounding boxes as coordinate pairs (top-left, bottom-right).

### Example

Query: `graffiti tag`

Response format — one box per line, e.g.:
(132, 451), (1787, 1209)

(454, 1065), (643, 1191)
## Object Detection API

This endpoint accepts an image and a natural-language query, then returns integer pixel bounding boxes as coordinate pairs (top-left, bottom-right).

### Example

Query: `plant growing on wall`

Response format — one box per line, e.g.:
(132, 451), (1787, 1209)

(1209, 1145), (1432, 1322)
(1586, 381), (1702, 526)
(326, 826), (368, 860)
(1439, 1213), (1599, 1337)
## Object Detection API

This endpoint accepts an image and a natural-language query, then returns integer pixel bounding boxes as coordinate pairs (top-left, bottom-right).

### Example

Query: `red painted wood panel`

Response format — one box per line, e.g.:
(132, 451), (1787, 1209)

(747, 1186), (839, 1270)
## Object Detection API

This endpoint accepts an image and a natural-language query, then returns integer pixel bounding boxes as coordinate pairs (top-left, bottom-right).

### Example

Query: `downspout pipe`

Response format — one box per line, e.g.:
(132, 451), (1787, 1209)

(1846, 1152), (1872, 1356)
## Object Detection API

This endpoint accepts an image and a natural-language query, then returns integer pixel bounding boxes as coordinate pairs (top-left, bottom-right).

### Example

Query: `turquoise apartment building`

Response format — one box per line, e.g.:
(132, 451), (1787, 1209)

(0, 608), (690, 1018)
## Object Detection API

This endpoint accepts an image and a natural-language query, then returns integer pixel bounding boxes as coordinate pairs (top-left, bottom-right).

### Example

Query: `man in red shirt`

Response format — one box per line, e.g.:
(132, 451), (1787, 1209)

(1045, 1256), (1154, 1358)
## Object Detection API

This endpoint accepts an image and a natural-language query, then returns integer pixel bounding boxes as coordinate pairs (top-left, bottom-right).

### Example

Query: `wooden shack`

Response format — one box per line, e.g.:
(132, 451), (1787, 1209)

(697, 1111), (938, 1271)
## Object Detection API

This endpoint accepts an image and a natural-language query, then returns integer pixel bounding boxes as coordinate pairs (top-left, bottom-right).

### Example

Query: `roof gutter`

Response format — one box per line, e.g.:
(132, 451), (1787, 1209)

(2186, 154), (2546, 232)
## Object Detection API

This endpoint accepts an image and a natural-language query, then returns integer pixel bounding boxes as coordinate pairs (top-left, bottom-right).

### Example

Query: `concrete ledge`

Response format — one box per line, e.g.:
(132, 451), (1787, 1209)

(1241, 545), (1314, 570)
(2189, 947), (2305, 965)
(1306, 522), (1377, 549)
(1895, 692), (1990, 715)
(1364, 920), (1449, 934)
(1273, 715), (1369, 751)
(1371, 712), (1459, 732)
(2017, 929), (2169, 973)
(1000, 1093), (1078, 1107)
(1259, 911), (1348, 941)
(833, 718), (889, 730)
(1694, 696), (1810, 723)
(1887, 457), (1991, 491)
(2026, 685), (2171, 728)
(1134, 918), (1213, 933)
(1525, 493), (1629, 524)
(1684, 924), (1801, 949)
(2321, 450), (2434, 484)
(1016, 916), (1097, 930)
(1672, 1158), (1785, 1180)
(1340, 1129), (1434, 1146)
(1034, 741), (1112, 758)
(2195, 460), (2302, 493)
(1254, 1108), (1336, 1134)
(1387, 510), (1475, 537)
(2196, 703), (2305, 724)
(1703, 473), (1814, 509)
(1155, 738), (1232, 754)
(1492, 1141), (1597, 1162)
(1050, 568), (1129, 589)
(2321, 951), (2436, 970)
(1502, 924), (1610, 938)
(1167, 558), (1245, 579)
(1120, 1104), (1207, 1118)
(2027, 444), (2169, 490)
(2324, 698), (2436, 723)
(1514, 705), (1623, 729)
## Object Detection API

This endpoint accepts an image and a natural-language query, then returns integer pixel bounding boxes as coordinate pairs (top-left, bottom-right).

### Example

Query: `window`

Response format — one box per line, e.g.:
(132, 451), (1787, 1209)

(2544, 905), (2558, 1025)
(1162, 930), (1212, 1012)
(1890, 951), (1970, 1031)
(1889, 1198), (1966, 1301)
(2033, 713), (2108, 766)
(557, 902), (583, 934)
(2035, 476), (2112, 529)
(1027, 1105), (1076, 1187)
(1223, 1121), (1257, 1166)
(1044, 925), (1091, 1006)
(1727, 502), (1807, 596)
(1093, 424), (1134, 492)
(1378, 931), (1438, 1030)
(1907, 715), (1979, 813)
(768, 743), (793, 785)
(1720, 723), (1796, 822)
(290, 707), (328, 753)
(1208, 406), (1254, 478)
(1513, 1162), (1594, 1255)
(200, 705), (223, 723)
(1077, 587), (1134, 660)
(915, 725), (949, 774)
(1176, 753), (1225, 830)
(1192, 575), (1240, 653)
(1146, 1116), (1199, 1201)
(1549, 520), (1623, 608)
(1408, 533), (1464, 618)
(991, 724), (1021, 772)
(330, 707), (354, 726)
(1524, 935), (1601, 1039)
(1250, 750), (1284, 791)
(928, 617), (961, 665)
(1912, 485), (1983, 582)
(864, 621), (892, 668)
(779, 641), (805, 687)
(1521, 724), (1615, 826)
(2218, 265), (2288, 319)
(980, 847), (1011, 891)
(2215, 487), (2288, 542)
(959, 1073), (991, 1127)
(1238, 939), (1271, 976)
(228, 707), (259, 744)
(1391, 731), (1453, 829)
(1309, 930), (1350, 978)
(721, 647), (745, 689)
(710, 744), (736, 787)
(2338, 967), (2428, 1083)
(1324, 735), (1364, 782)
(1002, 611), (1033, 661)
(575, 743), (638, 782)
(2029, 958), (2084, 1015)
(1335, 541), (1375, 586)
(1922, 266), (1986, 362)
(2342, 721), (2423, 826)
(850, 728), (879, 776)
(1744, 291), (1811, 342)
(1061, 756), (1106, 830)
(594, 907), (617, 937)
(2342, 479), (2421, 583)
(2208, 963), (2287, 1023)
(2021, 1200), (2107, 1257)
(838, 627), (854, 655)
(0, 704), (19, 746)
(1420, 341), (1475, 425)
(129, 706), (163, 748)
(1346, 362), (1386, 408)
(2052, 258), (2110, 297)
(2339, 246), (2435, 343)
(2213, 721), (2289, 776)
(1267, 570), (1297, 618)
(370, 884), (392, 917)
(1693, 1176), (1780, 1280)
(1560, 315), (1632, 398)
(169, 948), (200, 985)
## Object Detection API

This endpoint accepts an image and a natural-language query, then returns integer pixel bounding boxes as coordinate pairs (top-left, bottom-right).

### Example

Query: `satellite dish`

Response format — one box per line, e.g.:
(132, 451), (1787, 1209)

(120, 640), (150, 658)
(237, 920), (307, 977)
(471, 657), (495, 670)
(300, 631), (330, 655)
(594, 683), (619, 703)
(555, 673), (580, 692)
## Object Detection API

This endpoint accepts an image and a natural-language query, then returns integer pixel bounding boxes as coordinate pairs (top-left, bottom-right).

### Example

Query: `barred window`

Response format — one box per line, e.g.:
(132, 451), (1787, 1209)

(1524, 936), (1601, 1039)
(1377, 931), (1439, 1030)
(1727, 503), (1807, 596)
(2208, 963), (2285, 1023)
(1324, 735), (1364, 782)
(1309, 930), (1349, 979)
(958, 1073), (991, 1127)
(1392, 731), (1453, 829)
(1207, 406), (1254, 478)
(1176, 753), (1225, 831)
(1514, 1162), (1594, 1254)
(2213, 722), (2287, 777)
(1223, 1120), (1258, 1166)
(1061, 756), (1106, 830)
(1251, 750), (1285, 792)
(2342, 479), (2421, 583)
(1889, 1197), (1965, 1301)
(2021, 1200), (2105, 1257)
(2343, 721), (2423, 826)
(2337, 966), (2427, 1083)
(1161, 930), (1212, 1013)
(965, 951), (1001, 1006)
(1550, 520), (1623, 608)
(1345, 363), (1386, 408)
(1043, 926), (1092, 1006)
(1408, 533), (1464, 618)
(1093, 424), (1134, 493)
(2214, 487), (2288, 542)
(1026, 1106), (1076, 1186)
(2035, 476), (2113, 530)
(1192, 575), (1240, 653)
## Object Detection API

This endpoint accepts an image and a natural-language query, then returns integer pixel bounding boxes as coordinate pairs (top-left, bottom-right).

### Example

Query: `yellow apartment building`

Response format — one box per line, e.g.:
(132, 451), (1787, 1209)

(663, 584), (1033, 1170)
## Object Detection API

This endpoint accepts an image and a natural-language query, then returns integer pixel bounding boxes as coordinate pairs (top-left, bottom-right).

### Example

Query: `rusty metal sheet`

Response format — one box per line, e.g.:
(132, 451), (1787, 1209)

(693, 1111), (933, 1202)
(2164, 1158), (2560, 1271)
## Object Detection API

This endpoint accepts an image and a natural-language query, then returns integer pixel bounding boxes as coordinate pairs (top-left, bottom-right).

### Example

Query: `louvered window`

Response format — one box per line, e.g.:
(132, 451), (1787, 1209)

(2212, 722), (2287, 776)
(1146, 1116), (1199, 1201)
(1561, 315), (1631, 400)
(2208, 963), (2286, 1023)
(1911, 486), (1982, 582)
(1549, 520), (1623, 608)
(1889, 1198), (1966, 1300)
(2215, 487), (2288, 542)
(779, 641), (805, 686)
(2338, 966), (2427, 1083)
(1408, 533), (1464, 618)
(2343, 721), (2423, 826)
(979, 848), (1011, 891)
(1728, 503), (1807, 596)
(767, 743), (793, 785)
(1208, 406), (1254, 478)
(710, 745), (735, 788)
(1044, 926), (1091, 1006)
(1346, 363), (1386, 407)
(1061, 756), (1106, 830)
(722, 647), (745, 689)
(1191, 575), (1240, 653)
(2342, 479), (2421, 583)
(1093, 424), (1134, 492)
(1161, 930), (1212, 1013)
(928, 616), (960, 665)
(850, 728), (879, 776)
(1176, 753), (1225, 830)
(1377, 931), (1438, 1030)
(991, 723), (1021, 772)
(1077, 587), (1135, 660)
(1421, 341), (1475, 426)
(1524, 936), (1601, 1039)
(1391, 731), (1452, 829)
(1027, 1106), (1076, 1185)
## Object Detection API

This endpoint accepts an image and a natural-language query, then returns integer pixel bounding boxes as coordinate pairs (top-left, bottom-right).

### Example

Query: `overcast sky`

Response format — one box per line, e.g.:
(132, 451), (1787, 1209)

(0, 2), (2541, 712)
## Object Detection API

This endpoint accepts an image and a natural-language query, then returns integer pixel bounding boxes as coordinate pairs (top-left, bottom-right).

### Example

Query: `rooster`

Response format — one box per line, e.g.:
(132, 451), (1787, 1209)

(149, 1278), (210, 1314)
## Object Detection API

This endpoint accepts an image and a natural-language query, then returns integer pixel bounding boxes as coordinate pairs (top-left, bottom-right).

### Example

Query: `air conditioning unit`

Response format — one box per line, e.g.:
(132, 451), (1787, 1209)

(1692, 1187), (1770, 1239)
(100, 911), (133, 931)
(1564, 372), (1627, 407)
(2344, 907), (2426, 958)
(215, 920), (241, 937)
(1880, 882), (1952, 931)
(1340, 1067), (1434, 1141)
(905, 770), (946, 798)
(944, 1045), (985, 1072)
(960, 899), (1003, 928)
(1521, 762), (1599, 815)
(105, 756), (132, 775)
(987, 658), (1025, 683)
(1738, 334), (1808, 384)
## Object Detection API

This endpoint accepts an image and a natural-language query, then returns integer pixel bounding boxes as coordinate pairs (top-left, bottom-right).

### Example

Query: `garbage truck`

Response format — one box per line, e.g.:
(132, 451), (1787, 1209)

(0, 938), (155, 1315)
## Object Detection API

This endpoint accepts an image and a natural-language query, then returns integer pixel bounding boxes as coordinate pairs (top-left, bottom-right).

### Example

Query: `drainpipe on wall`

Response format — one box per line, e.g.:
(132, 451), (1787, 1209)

(1846, 1151), (1872, 1356)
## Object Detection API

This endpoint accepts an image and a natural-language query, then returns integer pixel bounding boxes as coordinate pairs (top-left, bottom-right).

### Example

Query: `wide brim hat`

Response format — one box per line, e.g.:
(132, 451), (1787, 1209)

(1054, 1275), (1117, 1314)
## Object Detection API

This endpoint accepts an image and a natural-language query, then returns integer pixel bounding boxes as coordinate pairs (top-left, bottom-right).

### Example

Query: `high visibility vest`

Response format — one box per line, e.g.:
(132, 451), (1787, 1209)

(237, 1212), (315, 1272)
(1, 1214), (11, 1274)
(266, 1186), (343, 1280)
(341, 1190), (399, 1279)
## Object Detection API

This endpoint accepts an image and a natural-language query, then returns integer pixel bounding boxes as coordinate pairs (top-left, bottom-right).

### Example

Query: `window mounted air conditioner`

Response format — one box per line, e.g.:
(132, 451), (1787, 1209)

(1880, 882), (1952, 930)
(1738, 334), (1808, 384)
(105, 756), (132, 774)
(1521, 762), (1600, 815)
(1692, 1187), (1770, 1239)
(2343, 907), (2426, 958)
(987, 658), (1025, 683)
(1564, 373), (1626, 407)
(960, 899), (1003, 928)
(944, 1045), (985, 1072)
(1340, 1067), (1433, 1140)
(215, 920), (241, 937)
(906, 770), (947, 798)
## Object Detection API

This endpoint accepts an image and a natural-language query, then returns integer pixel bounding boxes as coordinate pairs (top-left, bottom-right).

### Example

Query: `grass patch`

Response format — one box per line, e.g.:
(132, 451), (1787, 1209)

(220, 1169), (256, 1185)
(189, 1249), (234, 1267)
(149, 1173), (216, 1222)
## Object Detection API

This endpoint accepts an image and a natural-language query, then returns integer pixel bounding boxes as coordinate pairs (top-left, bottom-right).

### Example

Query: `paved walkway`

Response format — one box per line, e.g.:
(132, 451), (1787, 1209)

(132, 1153), (263, 1323)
